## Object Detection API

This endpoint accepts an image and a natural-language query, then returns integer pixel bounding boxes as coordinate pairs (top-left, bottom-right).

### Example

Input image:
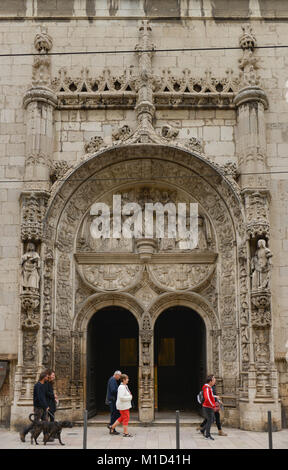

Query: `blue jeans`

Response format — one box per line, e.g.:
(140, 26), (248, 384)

(109, 400), (120, 426)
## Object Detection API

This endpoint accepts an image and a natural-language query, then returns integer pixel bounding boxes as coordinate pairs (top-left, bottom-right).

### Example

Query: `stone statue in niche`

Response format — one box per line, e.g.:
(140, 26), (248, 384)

(251, 239), (272, 291)
(21, 243), (40, 293)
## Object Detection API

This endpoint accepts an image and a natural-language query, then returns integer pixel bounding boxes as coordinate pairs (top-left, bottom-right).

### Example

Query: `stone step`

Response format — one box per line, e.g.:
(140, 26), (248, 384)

(74, 421), (201, 427)
(74, 415), (202, 428)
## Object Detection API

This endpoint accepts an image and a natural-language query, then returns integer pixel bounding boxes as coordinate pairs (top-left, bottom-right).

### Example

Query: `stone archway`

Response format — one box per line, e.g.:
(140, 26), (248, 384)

(86, 306), (139, 418)
(35, 143), (246, 424)
(154, 305), (206, 412)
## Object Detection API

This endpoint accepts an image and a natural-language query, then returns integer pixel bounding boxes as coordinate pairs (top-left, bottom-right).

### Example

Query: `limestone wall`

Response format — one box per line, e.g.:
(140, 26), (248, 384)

(0, 0), (288, 425)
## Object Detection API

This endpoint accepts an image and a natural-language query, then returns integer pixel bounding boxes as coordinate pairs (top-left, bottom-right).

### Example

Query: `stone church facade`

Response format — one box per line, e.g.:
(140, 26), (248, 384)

(0, 1), (288, 431)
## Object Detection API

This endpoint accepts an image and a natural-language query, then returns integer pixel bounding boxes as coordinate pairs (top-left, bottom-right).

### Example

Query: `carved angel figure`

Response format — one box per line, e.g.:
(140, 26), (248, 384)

(21, 243), (40, 292)
(251, 239), (272, 291)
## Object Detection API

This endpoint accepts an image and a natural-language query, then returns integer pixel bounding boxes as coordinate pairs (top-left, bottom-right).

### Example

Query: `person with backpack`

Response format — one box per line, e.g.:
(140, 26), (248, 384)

(198, 378), (227, 436)
(200, 374), (217, 440)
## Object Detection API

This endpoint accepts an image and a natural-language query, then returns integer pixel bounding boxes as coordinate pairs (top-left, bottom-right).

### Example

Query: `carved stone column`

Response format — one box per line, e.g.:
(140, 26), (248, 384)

(235, 26), (281, 430)
(23, 26), (57, 192)
(11, 28), (57, 427)
(138, 314), (154, 423)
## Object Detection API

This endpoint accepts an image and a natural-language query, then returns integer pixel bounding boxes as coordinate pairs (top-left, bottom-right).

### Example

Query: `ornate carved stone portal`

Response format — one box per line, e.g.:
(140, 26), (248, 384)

(11, 20), (281, 431)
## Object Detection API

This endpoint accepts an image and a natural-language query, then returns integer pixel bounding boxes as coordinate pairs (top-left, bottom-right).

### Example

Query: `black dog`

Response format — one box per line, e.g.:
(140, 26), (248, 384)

(26, 413), (73, 445)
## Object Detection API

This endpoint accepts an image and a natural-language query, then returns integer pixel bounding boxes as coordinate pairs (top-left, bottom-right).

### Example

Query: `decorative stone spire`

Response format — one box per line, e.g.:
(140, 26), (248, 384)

(124, 20), (164, 144)
(32, 26), (53, 87)
(238, 25), (260, 88)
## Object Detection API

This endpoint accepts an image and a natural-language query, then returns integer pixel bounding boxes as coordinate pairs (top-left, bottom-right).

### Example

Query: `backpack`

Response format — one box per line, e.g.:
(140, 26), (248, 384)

(197, 385), (209, 405)
(197, 390), (204, 405)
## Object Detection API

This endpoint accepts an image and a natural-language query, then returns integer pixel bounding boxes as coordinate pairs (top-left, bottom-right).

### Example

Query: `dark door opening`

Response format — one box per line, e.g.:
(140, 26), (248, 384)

(87, 306), (138, 418)
(154, 306), (206, 412)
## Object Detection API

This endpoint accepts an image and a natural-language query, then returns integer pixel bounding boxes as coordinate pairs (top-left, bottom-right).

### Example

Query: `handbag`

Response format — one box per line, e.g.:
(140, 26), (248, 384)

(214, 401), (220, 412)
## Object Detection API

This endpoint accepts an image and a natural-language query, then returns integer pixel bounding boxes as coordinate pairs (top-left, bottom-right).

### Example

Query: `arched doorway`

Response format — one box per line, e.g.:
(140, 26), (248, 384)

(154, 306), (206, 412)
(86, 306), (139, 418)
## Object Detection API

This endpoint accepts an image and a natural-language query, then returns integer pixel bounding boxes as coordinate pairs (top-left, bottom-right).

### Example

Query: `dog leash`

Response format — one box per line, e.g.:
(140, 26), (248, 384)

(47, 410), (55, 419)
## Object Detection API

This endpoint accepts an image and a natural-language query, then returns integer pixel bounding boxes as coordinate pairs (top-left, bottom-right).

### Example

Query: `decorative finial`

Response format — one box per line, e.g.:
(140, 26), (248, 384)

(34, 26), (53, 54)
(239, 25), (256, 50)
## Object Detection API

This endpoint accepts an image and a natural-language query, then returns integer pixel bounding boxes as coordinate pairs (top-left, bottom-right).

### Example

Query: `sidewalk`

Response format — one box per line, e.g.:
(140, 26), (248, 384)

(0, 425), (287, 449)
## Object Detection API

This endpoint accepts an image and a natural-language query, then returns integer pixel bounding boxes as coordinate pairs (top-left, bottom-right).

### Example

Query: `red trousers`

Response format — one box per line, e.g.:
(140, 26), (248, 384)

(118, 409), (130, 426)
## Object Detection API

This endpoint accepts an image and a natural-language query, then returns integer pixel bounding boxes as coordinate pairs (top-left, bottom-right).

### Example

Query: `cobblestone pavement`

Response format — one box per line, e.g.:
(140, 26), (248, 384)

(0, 426), (287, 450)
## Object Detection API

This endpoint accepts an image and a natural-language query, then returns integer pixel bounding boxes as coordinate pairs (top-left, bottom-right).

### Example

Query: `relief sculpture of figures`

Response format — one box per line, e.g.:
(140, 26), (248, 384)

(251, 239), (272, 291)
(21, 243), (40, 293)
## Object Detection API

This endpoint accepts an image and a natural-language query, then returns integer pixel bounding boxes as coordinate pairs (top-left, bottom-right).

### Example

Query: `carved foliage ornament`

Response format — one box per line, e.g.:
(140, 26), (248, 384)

(21, 193), (49, 242)
(251, 292), (271, 328)
(148, 264), (214, 292)
(80, 264), (144, 291)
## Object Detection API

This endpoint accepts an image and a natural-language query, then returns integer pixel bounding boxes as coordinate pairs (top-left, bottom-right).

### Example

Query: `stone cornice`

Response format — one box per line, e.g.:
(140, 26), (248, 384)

(74, 251), (218, 265)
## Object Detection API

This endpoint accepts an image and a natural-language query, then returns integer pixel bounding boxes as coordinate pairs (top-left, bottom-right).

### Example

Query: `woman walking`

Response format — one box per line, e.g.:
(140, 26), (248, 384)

(109, 374), (133, 437)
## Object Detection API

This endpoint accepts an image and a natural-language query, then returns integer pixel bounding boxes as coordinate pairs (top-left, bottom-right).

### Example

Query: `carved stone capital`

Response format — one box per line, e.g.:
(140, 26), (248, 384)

(234, 86), (268, 109)
(23, 87), (58, 109)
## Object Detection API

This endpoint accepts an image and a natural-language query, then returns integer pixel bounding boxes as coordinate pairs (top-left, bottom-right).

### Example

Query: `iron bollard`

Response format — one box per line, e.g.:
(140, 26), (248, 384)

(268, 410), (273, 449)
(176, 410), (180, 449)
(83, 409), (88, 449)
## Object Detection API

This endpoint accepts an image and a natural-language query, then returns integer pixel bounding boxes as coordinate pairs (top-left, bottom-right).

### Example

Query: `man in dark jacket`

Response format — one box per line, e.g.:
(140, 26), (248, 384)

(44, 369), (58, 422)
(20, 371), (49, 442)
(106, 370), (121, 434)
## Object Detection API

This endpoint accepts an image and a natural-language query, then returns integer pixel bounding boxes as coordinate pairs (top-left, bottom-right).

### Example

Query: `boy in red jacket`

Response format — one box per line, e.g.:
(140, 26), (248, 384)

(201, 375), (216, 440)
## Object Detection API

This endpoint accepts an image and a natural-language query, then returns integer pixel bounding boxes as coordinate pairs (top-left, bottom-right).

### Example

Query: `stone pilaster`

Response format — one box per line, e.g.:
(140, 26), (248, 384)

(235, 25), (281, 430)
(11, 27), (57, 428)
(138, 314), (154, 423)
